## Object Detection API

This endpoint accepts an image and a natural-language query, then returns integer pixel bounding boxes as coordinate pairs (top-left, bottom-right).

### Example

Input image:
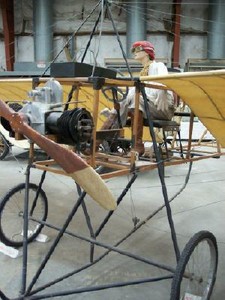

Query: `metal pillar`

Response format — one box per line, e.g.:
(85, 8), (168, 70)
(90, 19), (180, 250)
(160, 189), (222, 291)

(33, 0), (54, 63)
(208, 0), (225, 58)
(126, 0), (147, 57)
(172, 0), (181, 68)
(1, 0), (14, 71)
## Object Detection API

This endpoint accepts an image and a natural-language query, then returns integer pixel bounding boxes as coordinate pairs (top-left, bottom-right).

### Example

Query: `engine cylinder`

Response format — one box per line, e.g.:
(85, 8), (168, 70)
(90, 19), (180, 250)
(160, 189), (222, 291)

(46, 108), (93, 146)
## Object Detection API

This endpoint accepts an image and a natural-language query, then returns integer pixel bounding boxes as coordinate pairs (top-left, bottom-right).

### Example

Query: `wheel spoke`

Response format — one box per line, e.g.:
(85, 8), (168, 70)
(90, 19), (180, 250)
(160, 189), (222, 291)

(0, 183), (48, 247)
(170, 231), (218, 300)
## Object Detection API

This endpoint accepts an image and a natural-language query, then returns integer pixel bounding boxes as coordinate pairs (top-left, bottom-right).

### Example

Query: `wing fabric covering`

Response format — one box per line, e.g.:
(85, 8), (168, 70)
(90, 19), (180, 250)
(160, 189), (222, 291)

(141, 70), (225, 147)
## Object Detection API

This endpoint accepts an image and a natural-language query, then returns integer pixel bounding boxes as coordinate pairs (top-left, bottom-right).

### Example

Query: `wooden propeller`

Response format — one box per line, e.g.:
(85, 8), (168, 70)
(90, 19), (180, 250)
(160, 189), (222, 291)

(0, 100), (116, 211)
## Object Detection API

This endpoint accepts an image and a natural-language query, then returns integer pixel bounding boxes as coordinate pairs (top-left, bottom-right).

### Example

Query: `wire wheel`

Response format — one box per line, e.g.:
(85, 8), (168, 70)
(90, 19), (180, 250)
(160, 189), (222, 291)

(170, 230), (218, 300)
(0, 132), (9, 160)
(0, 183), (48, 248)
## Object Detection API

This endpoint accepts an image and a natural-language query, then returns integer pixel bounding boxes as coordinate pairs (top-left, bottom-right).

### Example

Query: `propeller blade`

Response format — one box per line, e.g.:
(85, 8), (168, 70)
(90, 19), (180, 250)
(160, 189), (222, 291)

(0, 100), (116, 211)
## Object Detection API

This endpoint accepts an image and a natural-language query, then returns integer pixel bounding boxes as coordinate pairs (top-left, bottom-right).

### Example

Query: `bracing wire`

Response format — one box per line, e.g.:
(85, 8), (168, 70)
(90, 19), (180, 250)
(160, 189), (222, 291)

(91, 0), (105, 76)
(114, 1), (225, 60)
(3, 1), (225, 70)
(41, 0), (103, 76)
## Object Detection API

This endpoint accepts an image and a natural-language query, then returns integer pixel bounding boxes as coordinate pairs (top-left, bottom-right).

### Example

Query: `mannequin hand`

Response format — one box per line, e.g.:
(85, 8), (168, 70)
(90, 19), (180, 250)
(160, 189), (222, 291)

(156, 99), (169, 111)
(155, 91), (169, 112)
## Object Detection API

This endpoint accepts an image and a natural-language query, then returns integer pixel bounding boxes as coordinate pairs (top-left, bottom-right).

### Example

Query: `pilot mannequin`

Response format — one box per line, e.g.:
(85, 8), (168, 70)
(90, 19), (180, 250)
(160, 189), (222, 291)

(99, 40), (174, 156)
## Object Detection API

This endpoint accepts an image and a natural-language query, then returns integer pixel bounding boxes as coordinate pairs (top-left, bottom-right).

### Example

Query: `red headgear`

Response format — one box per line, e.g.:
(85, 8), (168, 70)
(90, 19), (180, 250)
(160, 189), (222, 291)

(131, 41), (155, 60)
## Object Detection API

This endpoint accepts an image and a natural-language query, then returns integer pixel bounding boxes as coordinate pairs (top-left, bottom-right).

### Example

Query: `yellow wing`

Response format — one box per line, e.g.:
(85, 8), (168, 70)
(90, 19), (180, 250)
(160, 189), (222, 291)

(1, 70), (225, 147)
(141, 70), (225, 147)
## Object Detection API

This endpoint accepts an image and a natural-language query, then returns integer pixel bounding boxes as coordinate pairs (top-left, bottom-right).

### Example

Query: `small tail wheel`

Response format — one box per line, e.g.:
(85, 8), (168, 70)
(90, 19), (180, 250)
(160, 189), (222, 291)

(0, 183), (48, 248)
(170, 230), (218, 300)
(0, 132), (9, 160)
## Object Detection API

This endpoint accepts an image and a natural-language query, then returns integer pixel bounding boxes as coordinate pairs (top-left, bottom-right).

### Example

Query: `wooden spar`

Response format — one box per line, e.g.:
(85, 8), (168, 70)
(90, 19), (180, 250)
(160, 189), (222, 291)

(0, 100), (117, 211)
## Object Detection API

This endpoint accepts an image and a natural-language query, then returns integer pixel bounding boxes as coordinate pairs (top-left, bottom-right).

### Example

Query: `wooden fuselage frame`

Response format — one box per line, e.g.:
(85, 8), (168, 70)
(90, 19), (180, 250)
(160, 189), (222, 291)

(28, 74), (225, 180)
(0, 71), (224, 180)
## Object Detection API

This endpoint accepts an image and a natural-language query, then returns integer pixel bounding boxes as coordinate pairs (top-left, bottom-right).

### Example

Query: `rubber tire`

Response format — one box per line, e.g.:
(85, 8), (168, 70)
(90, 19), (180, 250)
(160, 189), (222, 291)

(0, 183), (48, 248)
(0, 132), (9, 160)
(170, 230), (218, 300)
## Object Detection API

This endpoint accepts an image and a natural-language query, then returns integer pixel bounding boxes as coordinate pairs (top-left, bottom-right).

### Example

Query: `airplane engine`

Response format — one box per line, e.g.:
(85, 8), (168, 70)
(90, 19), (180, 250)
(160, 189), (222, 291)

(0, 78), (94, 152)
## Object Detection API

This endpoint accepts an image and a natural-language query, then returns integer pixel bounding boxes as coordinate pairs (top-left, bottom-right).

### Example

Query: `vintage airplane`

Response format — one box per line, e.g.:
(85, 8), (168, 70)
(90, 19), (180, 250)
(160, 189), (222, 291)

(0, 0), (224, 297)
(0, 67), (224, 300)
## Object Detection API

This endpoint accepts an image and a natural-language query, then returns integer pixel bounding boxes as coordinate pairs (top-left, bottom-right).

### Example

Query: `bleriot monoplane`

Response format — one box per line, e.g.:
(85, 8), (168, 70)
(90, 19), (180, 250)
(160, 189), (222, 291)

(0, 0), (224, 299)
(0, 67), (224, 299)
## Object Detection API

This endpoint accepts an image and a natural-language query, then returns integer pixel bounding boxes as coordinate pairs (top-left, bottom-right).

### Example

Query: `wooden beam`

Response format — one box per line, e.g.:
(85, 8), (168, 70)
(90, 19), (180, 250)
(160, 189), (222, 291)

(1, 0), (15, 71)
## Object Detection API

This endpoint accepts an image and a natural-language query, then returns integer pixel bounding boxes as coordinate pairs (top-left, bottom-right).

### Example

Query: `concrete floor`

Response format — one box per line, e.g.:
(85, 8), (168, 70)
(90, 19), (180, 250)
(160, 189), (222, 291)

(0, 145), (225, 299)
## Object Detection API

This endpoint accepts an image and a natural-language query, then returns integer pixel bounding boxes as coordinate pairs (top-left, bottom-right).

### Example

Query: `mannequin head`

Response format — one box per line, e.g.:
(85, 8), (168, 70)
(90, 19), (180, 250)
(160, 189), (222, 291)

(131, 41), (155, 62)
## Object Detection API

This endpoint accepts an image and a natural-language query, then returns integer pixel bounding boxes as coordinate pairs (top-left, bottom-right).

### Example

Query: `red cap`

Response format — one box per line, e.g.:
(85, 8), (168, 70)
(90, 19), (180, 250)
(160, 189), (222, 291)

(131, 41), (155, 60)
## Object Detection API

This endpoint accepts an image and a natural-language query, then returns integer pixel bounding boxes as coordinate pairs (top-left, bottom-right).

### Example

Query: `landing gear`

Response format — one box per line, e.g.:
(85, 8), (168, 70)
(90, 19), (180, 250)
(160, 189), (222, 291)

(0, 183), (48, 248)
(170, 230), (218, 300)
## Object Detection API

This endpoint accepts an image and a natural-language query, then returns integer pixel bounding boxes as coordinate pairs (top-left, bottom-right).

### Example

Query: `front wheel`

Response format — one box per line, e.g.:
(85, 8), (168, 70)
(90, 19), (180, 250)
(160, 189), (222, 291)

(170, 230), (218, 300)
(0, 183), (48, 248)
